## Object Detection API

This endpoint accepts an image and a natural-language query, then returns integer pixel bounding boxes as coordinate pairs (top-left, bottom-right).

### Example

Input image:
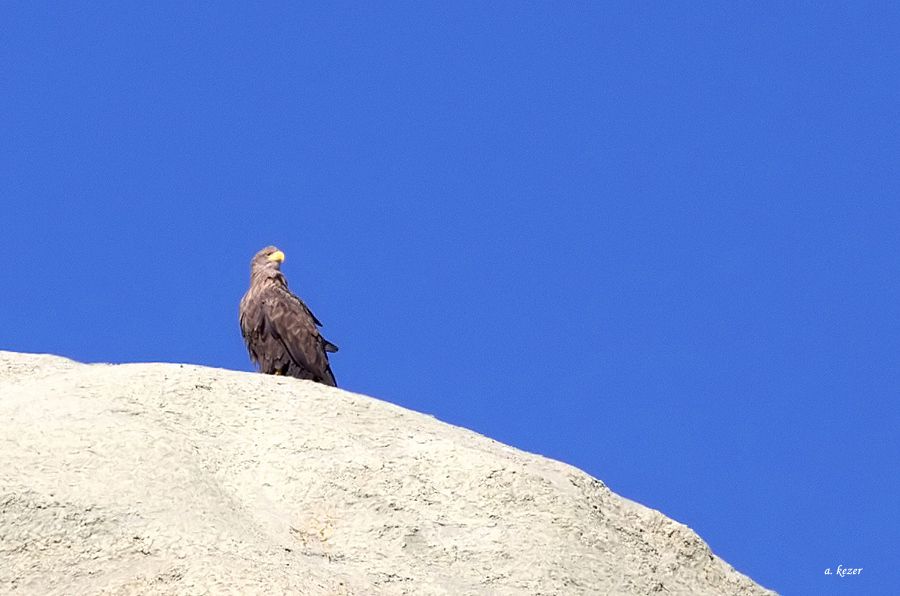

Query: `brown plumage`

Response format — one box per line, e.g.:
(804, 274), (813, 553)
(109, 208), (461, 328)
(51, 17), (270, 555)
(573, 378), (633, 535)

(239, 246), (338, 386)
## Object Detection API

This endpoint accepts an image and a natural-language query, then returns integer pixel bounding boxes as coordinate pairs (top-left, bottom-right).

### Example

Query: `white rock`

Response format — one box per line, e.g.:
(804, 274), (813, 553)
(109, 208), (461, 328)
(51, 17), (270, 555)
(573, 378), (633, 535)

(0, 351), (774, 595)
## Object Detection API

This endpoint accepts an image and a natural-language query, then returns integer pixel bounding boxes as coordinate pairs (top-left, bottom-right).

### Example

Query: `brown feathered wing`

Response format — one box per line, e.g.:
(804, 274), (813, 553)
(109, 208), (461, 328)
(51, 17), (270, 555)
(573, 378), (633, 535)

(240, 281), (338, 386)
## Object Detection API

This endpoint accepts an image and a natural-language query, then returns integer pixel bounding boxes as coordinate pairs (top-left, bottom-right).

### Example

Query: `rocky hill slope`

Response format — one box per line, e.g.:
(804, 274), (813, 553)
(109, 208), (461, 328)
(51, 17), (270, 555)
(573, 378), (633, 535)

(0, 351), (774, 595)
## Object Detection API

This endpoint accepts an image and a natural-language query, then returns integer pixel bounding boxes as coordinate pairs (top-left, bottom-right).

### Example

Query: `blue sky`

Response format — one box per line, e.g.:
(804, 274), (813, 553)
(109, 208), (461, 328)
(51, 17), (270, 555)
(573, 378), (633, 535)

(2, 3), (898, 594)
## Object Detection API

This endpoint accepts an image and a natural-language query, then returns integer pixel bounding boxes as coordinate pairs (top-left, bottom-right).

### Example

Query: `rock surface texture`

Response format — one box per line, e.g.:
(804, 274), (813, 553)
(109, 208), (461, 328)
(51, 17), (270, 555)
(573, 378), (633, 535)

(0, 351), (774, 595)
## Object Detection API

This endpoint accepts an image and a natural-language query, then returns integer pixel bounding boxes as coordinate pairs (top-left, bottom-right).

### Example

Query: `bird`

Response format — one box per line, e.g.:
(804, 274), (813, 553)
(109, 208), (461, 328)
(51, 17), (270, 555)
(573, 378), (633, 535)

(239, 246), (338, 386)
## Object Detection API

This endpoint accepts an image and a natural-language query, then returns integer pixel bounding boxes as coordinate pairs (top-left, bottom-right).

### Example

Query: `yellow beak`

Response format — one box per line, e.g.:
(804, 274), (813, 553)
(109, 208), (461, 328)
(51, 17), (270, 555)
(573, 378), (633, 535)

(268, 250), (285, 263)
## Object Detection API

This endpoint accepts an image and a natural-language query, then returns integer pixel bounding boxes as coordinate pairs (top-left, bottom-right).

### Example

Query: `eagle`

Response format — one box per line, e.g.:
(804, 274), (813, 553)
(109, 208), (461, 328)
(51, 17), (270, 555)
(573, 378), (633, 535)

(239, 246), (338, 386)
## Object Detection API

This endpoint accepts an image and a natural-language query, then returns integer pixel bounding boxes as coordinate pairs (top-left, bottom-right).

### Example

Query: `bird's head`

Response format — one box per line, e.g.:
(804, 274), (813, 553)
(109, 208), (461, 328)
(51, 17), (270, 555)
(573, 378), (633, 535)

(250, 246), (286, 279)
